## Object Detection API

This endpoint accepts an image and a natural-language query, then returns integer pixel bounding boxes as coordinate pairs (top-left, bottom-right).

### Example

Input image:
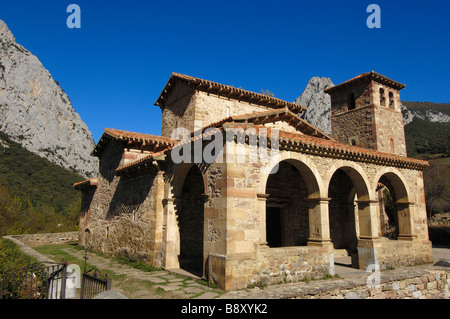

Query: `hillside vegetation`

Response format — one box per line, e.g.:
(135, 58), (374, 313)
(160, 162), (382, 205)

(403, 101), (450, 217)
(0, 131), (83, 236)
(402, 101), (450, 116)
(405, 118), (450, 157)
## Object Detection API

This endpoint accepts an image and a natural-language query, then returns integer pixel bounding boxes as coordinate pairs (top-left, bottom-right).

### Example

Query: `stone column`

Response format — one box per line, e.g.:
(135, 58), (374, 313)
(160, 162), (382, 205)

(356, 200), (381, 270)
(395, 201), (416, 241)
(257, 193), (269, 247)
(306, 198), (332, 247)
(149, 171), (165, 267)
(162, 197), (181, 269)
(356, 200), (380, 240)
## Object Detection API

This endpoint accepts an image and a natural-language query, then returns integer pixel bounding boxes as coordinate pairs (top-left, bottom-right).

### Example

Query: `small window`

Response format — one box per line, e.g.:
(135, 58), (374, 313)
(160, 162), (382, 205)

(379, 88), (386, 107)
(351, 139), (357, 146)
(390, 138), (394, 153)
(389, 92), (395, 110)
(348, 92), (356, 110)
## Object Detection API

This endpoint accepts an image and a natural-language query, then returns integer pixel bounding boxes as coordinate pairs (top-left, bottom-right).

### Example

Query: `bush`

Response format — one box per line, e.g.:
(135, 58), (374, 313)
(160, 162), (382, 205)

(0, 238), (47, 298)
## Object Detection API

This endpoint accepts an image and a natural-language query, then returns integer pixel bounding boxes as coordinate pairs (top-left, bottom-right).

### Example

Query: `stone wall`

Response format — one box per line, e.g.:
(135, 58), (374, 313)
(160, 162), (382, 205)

(161, 89), (272, 138)
(330, 81), (375, 150)
(9, 232), (78, 247)
(296, 268), (450, 299)
(237, 246), (332, 288)
(83, 140), (163, 266)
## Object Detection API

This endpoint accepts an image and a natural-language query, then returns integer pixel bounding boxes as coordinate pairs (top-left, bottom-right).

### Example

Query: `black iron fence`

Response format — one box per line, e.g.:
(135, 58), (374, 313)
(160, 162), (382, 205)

(80, 268), (111, 299)
(0, 262), (67, 299)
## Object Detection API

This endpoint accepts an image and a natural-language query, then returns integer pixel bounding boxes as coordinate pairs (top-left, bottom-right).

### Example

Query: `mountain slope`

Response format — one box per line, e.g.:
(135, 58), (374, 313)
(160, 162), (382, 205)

(0, 19), (97, 178)
(0, 131), (82, 235)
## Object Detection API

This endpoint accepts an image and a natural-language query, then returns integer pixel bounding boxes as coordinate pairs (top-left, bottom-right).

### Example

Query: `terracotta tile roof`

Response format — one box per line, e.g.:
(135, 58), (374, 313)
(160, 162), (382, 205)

(324, 71), (406, 94)
(115, 149), (167, 175)
(115, 121), (428, 175)
(272, 127), (427, 170)
(102, 128), (176, 145)
(92, 128), (177, 157)
(73, 178), (98, 189)
(155, 72), (305, 113)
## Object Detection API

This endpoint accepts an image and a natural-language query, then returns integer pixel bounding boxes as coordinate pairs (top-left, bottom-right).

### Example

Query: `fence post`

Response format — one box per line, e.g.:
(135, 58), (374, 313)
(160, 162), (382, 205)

(60, 263), (67, 299)
(80, 274), (86, 299)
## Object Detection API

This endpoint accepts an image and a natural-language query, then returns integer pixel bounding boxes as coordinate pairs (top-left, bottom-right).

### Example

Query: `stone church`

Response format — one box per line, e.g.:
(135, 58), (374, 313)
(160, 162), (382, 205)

(74, 71), (432, 291)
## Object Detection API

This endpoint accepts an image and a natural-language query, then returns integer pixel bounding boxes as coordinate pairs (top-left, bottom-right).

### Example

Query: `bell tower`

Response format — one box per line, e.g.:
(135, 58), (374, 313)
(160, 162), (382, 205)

(325, 71), (407, 157)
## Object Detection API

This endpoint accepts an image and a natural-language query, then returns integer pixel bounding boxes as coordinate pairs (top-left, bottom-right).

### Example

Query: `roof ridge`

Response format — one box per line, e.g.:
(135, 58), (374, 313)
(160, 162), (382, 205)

(104, 128), (176, 142)
(324, 71), (405, 94)
(155, 72), (306, 112)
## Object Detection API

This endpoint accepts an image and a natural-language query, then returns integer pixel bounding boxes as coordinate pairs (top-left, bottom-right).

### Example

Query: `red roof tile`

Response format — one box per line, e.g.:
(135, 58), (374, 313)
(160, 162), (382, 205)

(115, 122), (428, 175)
(324, 71), (406, 94)
(155, 72), (305, 112)
(92, 128), (177, 157)
(103, 128), (177, 145)
(73, 178), (98, 189)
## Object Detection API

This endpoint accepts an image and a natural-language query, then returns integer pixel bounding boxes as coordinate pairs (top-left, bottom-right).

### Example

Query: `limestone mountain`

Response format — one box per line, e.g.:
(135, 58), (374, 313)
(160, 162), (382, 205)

(294, 77), (334, 135)
(0, 19), (97, 178)
(401, 101), (450, 125)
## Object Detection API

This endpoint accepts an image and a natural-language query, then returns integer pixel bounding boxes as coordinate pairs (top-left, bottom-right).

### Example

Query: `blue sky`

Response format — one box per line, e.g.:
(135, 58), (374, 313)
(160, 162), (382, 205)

(1, 0), (449, 143)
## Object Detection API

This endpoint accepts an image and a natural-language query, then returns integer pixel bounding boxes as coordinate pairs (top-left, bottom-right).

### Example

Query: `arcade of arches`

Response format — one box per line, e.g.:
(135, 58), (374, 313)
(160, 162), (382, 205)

(155, 153), (432, 290)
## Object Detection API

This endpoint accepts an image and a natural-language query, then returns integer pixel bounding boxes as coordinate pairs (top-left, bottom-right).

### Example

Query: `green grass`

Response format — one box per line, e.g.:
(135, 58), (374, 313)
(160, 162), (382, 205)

(114, 256), (162, 272)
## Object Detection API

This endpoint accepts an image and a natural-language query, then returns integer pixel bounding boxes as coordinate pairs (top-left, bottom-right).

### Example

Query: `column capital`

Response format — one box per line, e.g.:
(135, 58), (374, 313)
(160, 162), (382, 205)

(394, 201), (416, 208)
(305, 197), (331, 202)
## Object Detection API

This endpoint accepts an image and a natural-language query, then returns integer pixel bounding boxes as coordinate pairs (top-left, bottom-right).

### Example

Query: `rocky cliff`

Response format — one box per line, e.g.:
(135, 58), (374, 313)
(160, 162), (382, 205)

(294, 77), (334, 135)
(0, 20), (98, 178)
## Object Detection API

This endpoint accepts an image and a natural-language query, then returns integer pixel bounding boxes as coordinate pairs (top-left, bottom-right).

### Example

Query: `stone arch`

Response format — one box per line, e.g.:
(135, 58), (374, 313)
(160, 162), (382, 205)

(372, 168), (410, 203)
(259, 154), (328, 248)
(170, 162), (208, 199)
(324, 162), (371, 201)
(326, 163), (373, 268)
(163, 162), (207, 276)
(379, 87), (386, 107)
(373, 168), (414, 240)
(259, 152), (324, 199)
(389, 91), (395, 109)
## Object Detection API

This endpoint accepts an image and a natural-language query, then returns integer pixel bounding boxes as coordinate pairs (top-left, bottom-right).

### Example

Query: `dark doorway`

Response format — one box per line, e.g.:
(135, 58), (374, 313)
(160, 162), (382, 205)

(178, 165), (204, 276)
(265, 161), (310, 247)
(328, 169), (359, 268)
(266, 207), (282, 247)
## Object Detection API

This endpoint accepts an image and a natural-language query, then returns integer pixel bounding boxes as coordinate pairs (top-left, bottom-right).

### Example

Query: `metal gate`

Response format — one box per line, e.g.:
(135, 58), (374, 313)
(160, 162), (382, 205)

(0, 262), (67, 299)
(80, 268), (111, 299)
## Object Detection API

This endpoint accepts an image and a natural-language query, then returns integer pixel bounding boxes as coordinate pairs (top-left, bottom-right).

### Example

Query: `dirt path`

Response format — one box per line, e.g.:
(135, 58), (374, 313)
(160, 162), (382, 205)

(60, 246), (223, 299)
